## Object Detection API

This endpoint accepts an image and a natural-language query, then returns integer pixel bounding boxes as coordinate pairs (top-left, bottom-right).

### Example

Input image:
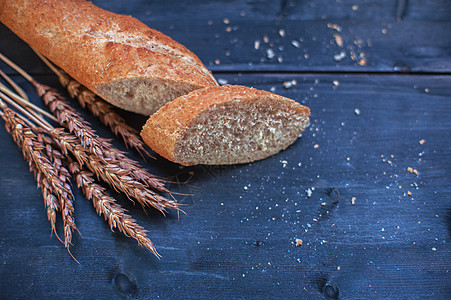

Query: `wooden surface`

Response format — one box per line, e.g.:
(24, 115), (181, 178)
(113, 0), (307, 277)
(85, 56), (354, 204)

(0, 0), (450, 298)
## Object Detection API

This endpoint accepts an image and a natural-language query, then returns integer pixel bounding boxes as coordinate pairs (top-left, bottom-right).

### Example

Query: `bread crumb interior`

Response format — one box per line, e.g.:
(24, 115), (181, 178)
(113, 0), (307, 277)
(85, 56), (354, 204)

(98, 78), (198, 115)
(174, 98), (309, 165)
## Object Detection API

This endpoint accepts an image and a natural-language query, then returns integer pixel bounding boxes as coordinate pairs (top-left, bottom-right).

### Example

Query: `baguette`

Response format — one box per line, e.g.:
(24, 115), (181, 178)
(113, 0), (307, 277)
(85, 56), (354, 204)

(141, 85), (310, 166)
(0, 0), (217, 115)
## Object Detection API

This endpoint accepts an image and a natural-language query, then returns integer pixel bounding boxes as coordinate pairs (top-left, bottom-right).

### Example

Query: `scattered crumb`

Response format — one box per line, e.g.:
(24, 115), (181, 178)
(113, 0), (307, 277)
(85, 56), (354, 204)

(214, 59), (221, 65)
(334, 34), (344, 47)
(407, 191), (412, 196)
(226, 26), (232, 32)
(295, 239), (303, 246)
(254, 40), (260, 50)
(314, 144), (319, 149)
(352, 5), (358, 10)
(347, 157), (351, 161)
(263, 35), (269, 43)
(217, 78), (228, 85)
(351, 197), (356, 205)
(223, 18), (230, 24)
(283, 80), (297, 89)
(327, 23), (342, 32)
(334, 51), (346, 61)
(419, 139), (426, 145)
(407, 167), (419, 175)
(333, 80), (340, 86)
(425, 88), (430, 93)
(244, 186), (248, 190)
(291, 40), (301, 48)
(432, 247), (437, 251)
(306, 188), (313, 198)
(359, 58), (367, 66)
(279, 29), (286, 37)
(354, 108), (361, 115)
(304, 53), (310, 59)
(337, 266), (341, 271)
(382, 28), (388, 34)
(266, 48), (275, 59)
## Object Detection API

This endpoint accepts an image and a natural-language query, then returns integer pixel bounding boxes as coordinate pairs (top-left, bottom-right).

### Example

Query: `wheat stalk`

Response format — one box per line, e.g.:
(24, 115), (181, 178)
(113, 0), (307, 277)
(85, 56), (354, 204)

(1, 106), (78, 250)
(0, 53), (176, 258)
(50, 128), (178, 214)
(31, 80), (169, 194)
(2, 109), (59, 236)
(68, 158), (160, 257)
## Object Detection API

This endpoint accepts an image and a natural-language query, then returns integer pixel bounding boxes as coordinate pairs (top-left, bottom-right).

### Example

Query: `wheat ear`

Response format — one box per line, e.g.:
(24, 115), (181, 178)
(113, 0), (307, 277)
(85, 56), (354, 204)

(1, 106), (78, 250)
(32, 81), (169, 194)
(68, 158), (161, 257)
(50, 128), (178, 213)
(0, 53), (168, 194)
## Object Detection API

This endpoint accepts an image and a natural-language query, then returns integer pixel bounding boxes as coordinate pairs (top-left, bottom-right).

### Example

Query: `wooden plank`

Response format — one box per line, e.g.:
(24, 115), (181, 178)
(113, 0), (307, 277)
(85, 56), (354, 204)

(90, 0), (451, 73)
(1, 0), (450, 74)
(0, 73), (449, 298)
(95, 0), (451, 22)
(154, 19), (451, 73)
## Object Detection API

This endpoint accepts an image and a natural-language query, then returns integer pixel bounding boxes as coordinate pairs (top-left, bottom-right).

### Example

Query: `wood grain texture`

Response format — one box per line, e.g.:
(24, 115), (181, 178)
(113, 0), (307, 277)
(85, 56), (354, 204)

(0, 0), (450, 298)
(0, 73), (449, 298)
(90, 0), (451, 73)
(1, 0), (450, 75)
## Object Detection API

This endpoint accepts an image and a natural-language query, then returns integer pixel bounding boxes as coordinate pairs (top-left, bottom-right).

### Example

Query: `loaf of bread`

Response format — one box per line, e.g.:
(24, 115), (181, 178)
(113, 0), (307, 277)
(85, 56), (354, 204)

(0, 0), (217, 115)
(141, 85), (310, 166)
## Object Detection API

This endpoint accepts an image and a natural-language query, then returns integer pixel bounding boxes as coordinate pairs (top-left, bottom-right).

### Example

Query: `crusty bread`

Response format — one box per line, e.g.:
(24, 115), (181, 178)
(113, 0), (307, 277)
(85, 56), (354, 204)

(141, 85), (310, 166)
(0, 0), (217, 115)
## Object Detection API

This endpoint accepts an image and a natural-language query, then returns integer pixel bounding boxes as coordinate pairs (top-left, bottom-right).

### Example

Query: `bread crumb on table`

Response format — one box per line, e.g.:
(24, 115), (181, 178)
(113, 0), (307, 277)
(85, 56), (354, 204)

(291, 40), (301, 48)
(333, 51), (346, 61)
(333, 34), (344, 47)
(295, 239), (303, 246)
(266, 48), (275, 59)
(283, 80), (297, 89)
(327, 23), (342, 32)
(279, 29), (285, 37)
(254, 40), (260, 50)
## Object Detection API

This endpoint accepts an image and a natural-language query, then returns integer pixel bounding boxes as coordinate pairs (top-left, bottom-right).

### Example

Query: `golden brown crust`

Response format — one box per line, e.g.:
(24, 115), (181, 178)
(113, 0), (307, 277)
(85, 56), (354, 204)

(141, 85), (311, 165)
(0, 0), (217, 114)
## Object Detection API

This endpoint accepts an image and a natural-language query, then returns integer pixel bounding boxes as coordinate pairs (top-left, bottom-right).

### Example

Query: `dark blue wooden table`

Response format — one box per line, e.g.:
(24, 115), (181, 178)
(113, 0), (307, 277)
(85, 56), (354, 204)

(1, 1), (450, 298)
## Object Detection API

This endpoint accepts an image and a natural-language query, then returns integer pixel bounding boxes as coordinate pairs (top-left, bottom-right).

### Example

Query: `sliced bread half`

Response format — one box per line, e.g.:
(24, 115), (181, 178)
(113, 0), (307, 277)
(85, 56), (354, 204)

(141, 85), (310, 165)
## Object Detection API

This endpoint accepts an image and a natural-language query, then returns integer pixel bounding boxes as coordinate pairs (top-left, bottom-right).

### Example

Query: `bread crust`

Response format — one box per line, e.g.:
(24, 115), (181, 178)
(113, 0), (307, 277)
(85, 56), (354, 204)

(141, 85), (310, 165)
(0, 0), (217, 114)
